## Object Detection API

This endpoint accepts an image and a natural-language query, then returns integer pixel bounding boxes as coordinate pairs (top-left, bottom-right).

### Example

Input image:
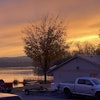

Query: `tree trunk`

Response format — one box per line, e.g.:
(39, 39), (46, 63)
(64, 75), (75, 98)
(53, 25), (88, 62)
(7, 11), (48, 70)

(44, 59), (47, 84)
(44, 54), (48, 84)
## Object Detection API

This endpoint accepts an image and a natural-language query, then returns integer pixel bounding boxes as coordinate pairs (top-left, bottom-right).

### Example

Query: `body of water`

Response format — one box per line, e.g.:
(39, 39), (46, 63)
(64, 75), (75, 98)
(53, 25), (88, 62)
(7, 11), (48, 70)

(0, 66), (53, 87)
(0, 67), (35, 83)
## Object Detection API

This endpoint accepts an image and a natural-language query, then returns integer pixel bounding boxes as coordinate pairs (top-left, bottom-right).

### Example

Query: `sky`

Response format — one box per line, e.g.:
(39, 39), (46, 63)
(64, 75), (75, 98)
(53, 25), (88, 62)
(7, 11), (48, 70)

(0, 0), (100, 57)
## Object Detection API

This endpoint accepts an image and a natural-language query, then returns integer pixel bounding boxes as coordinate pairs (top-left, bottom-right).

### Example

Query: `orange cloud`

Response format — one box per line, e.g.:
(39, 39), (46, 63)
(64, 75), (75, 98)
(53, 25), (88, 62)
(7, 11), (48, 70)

(0, 0), (100, 57)
(0, 45), (25, 57)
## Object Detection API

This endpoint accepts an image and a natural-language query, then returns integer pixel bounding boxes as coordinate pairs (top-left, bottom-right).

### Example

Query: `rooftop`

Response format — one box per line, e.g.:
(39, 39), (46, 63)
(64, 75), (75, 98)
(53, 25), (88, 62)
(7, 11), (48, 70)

(48, 55), (100, 73)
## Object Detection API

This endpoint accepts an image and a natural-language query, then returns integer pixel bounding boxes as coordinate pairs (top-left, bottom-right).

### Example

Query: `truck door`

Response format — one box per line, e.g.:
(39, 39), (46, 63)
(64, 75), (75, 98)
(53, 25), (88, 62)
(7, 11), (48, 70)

(75, 79), (94, 96)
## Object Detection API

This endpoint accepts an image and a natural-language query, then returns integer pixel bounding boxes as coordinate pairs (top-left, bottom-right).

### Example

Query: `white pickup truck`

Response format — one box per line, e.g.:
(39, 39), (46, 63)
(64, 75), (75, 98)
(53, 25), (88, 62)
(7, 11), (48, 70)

(55, 77), (100, 100)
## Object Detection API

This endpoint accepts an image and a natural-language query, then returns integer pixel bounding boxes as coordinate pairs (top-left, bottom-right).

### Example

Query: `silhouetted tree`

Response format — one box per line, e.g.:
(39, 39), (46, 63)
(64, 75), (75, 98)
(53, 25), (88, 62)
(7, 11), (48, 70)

(23, 15), (69, 83)
(72, 42), (96, 55)
(95, 45), (100, 55)
(95, 34), (100, 55)
(83, 42), (96, 55)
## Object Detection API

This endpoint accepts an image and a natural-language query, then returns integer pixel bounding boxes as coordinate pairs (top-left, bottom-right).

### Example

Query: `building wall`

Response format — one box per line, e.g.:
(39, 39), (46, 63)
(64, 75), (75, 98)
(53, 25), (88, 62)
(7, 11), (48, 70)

(53, 58), (100, 83)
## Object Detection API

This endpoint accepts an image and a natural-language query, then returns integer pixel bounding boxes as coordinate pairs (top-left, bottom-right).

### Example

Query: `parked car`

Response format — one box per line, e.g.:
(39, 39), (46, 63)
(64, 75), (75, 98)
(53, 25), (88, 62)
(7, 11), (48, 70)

(51, 77), (100, 100)
(0, 93), (21, 100)
(0, 79), (13, 93)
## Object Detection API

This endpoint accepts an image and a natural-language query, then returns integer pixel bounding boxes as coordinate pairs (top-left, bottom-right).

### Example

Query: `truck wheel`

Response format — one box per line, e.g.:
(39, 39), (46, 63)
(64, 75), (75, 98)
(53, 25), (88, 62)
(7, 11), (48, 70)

(64, 88), (72, 99)
(25, 89), (29, 95)
(95, 93), (100, 100)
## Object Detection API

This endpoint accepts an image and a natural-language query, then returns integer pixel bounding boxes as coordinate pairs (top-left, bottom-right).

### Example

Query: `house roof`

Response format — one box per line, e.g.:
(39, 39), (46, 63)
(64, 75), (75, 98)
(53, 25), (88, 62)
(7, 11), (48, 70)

(48, 55), (100, 73)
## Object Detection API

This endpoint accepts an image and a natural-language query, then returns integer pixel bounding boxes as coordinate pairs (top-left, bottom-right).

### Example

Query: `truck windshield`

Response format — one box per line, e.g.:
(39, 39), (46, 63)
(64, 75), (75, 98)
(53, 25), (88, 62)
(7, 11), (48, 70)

(92, 79), (100, 85)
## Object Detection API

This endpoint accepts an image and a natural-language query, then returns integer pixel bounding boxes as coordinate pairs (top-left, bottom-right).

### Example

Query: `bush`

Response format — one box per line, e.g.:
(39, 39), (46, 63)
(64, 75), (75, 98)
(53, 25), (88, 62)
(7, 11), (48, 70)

(13, 80), (19, 85)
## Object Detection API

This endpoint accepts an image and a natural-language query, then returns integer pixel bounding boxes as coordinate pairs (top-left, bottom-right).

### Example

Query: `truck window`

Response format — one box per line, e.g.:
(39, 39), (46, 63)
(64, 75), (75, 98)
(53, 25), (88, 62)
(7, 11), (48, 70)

(92, 79), (100, 85)
(85, 80), (93, 86)
(78, 79), (85, 84)
(78, 79), (93, 86)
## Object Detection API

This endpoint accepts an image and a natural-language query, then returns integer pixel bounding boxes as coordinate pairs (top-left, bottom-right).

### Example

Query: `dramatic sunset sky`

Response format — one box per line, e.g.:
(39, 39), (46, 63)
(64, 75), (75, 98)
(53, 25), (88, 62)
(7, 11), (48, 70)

(0, 0), (100, 57)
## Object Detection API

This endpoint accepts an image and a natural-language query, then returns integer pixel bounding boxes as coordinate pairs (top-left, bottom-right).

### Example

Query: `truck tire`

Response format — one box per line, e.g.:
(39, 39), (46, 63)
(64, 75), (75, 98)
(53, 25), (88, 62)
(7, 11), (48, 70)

(95, 92), (100, 100)
(64, 88), (72, 99)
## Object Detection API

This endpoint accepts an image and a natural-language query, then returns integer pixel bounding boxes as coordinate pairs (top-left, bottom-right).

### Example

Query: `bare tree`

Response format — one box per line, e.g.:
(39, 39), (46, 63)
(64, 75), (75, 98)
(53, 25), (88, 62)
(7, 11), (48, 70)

(72, 42), (96, 55)
(95, 45), (100, 55)
(23, 15), (69, 83)
(83, 42), (96, 55)
(95, 33), (100, 55)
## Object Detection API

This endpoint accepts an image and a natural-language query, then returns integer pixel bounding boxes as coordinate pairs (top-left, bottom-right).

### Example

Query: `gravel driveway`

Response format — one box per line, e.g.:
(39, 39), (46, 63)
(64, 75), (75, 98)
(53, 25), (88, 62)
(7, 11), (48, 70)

(13, 90), (94, 100)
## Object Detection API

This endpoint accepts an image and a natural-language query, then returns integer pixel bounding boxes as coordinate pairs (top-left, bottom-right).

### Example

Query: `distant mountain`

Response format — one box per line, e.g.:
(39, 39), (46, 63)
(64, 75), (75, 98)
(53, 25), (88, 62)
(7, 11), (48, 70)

(0, 56), (35, 67)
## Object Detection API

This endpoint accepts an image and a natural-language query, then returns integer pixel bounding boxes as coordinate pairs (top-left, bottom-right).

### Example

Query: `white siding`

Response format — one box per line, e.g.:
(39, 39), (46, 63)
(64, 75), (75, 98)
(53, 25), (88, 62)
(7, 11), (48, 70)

(53, 58), (100, 83)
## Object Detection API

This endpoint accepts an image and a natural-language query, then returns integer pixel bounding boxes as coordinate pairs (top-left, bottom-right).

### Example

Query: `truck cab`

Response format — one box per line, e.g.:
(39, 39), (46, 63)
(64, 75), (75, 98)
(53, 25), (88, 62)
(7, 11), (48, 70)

(58, 77), (100, 100)
(75, 77), (100, 96)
